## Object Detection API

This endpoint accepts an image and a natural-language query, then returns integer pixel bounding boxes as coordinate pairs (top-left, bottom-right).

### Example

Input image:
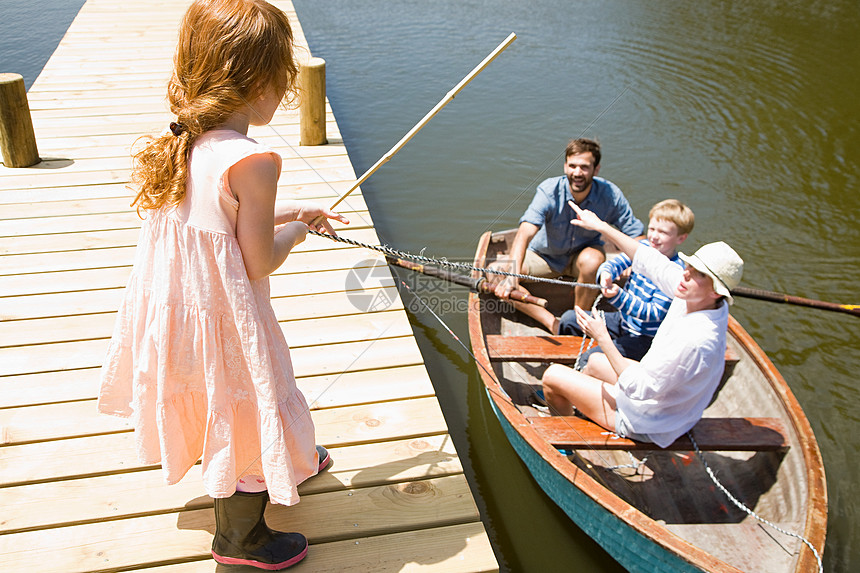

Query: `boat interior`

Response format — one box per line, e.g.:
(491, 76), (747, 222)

(477, 231), (811, 572)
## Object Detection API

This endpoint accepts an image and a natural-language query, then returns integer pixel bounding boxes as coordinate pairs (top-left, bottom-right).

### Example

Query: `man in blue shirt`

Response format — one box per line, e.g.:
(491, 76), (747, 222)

(493, 138), (644, 310)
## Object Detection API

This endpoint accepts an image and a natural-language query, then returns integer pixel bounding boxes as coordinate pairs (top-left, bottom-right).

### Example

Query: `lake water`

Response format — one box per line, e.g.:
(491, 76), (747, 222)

(5, 0), (857, 571)
(292, 1), (858, 571)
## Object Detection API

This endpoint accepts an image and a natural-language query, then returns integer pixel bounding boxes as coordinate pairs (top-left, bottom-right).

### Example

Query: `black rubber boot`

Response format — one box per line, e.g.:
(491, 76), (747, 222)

(211, 491), (308, 570)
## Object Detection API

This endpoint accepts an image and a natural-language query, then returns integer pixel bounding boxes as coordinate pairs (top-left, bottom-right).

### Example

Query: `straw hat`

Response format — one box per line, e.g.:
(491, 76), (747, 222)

(679, 241), (744, 304)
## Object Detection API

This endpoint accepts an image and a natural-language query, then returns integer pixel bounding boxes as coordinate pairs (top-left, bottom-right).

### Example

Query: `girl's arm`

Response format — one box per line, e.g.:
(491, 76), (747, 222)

(232, 154), (306, 281)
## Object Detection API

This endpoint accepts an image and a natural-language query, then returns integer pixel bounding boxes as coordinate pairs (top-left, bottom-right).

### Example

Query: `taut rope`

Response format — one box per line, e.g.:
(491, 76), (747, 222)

(308, 229), (601, 290)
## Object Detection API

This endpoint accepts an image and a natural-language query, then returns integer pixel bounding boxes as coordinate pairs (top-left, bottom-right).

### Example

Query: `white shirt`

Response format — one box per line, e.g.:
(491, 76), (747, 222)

(613, 246), (729, 448)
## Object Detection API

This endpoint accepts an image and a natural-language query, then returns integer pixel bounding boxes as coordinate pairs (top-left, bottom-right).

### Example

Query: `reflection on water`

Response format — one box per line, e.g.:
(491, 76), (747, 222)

(296, 1), (858, 570)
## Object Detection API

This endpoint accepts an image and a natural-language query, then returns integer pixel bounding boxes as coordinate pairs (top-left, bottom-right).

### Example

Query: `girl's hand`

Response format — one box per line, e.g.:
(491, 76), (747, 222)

(297, 203), (349, 236)
(276, 221), (309, 246)
(574, 305), (611, 344)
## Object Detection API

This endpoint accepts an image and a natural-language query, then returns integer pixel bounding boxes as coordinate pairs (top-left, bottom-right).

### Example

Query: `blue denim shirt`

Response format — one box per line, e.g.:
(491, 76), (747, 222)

(520, 176), (644, 273)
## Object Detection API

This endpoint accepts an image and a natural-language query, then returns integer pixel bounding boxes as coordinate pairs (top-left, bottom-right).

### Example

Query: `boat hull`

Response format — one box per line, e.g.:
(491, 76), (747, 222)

(468, 229), (826, 573)
(487, 391), (703, 572)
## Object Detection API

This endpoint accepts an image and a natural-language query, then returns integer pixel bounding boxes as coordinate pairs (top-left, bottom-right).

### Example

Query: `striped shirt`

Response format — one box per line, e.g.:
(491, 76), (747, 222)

(599, 240), (683, 337)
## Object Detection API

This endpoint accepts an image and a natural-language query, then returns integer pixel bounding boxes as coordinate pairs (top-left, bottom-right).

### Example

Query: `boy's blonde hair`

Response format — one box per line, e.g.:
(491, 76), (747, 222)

(132, 0), (298, 211)
(649, 199), (695, 235)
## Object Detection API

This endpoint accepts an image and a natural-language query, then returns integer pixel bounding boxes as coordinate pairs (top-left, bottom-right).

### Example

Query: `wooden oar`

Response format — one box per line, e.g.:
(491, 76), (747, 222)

(731, 286), (860, 318)
(387, 257), (547, 307)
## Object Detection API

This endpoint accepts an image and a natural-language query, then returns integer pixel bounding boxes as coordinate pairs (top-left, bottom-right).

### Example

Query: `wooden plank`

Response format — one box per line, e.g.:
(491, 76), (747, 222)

(0, 262), (394, 313)
(0, 163), (353, 191)
(486, 334), (741, 366)
(0, 229), (139, 255)
(0, 288), (405, 347)
(0, 144), (347, 184)
(527, 415), (789, 451)
(0, 182), (133, 204)
(0, 223), (377, 257)
(486, 334), (587, 362)
(0, 246), (137, 276)
(0, 179), (360, 205)
(0, 237), (377, 276)
(0, 394), (446, 447)
(0, 135), (343, 164)
(0, 367), (100, 408)
(278, 522), (498, 573)
(0, 474), (478, 573)
(125, 522), (496, 573)
(0, 191), (365, 220)
(0, 434), (461, 534)
(0, 288), (126, 319)
(0, 363), (433, 410)
(0, 204), (365, 238)
(0, 392), (445, 488)
(0, 196), (134, 218)
(23, 118), (342, 144)
(0, 266), (128, 296)
(0, 333), (424, 385)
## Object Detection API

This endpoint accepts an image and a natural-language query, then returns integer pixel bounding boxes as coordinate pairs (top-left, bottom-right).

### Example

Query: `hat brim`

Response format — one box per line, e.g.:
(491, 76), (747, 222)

(678, 252), (734, 304)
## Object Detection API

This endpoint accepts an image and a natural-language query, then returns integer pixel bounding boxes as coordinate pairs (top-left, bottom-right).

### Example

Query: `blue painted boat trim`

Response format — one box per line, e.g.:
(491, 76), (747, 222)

(487, 391), (703, 573)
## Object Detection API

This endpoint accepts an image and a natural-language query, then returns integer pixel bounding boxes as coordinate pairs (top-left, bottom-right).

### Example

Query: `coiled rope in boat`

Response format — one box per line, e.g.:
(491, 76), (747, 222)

(688, 431), (823, 573)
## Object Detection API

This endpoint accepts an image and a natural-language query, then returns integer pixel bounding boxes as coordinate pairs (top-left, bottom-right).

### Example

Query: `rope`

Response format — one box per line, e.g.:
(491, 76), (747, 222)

(308, 229), (601, 290)
(603, 448), (649, 475)
(572, 294), (604, 371)
(687, 431), (823, 573)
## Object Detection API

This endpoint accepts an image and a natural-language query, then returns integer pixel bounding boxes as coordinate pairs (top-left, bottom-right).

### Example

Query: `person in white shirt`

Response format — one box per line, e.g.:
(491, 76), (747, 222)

(541, 201), (744, 447)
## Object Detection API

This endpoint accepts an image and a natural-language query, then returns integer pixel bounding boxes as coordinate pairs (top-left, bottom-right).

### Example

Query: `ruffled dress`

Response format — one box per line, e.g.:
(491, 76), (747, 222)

(98, 129), (318, 506)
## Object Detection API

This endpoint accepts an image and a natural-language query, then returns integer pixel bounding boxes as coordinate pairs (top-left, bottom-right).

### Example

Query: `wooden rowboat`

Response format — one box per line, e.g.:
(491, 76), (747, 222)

(467, 229), (827, 572)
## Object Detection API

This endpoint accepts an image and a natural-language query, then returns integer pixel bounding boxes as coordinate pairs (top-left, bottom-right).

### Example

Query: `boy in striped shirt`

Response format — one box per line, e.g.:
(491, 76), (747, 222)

(514, 199), (694, 367)
(559, 199), (694, 365)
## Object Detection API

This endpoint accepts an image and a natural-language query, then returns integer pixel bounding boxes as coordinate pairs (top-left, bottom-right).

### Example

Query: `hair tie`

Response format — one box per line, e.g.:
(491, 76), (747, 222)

(169, 122), (185, 136)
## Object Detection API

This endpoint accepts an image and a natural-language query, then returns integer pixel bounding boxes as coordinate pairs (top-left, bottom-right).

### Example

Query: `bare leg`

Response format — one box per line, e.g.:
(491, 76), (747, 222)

(507, 255), (561, 334)
(574, 246), (606, 310)
(542, 363), (617, 431)
(581, 351), (637, 384)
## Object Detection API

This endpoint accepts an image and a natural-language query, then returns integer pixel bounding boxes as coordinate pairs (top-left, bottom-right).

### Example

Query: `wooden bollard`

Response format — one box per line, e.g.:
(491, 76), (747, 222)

(0, 73), (40, 167)
(299, 57), (327, 146)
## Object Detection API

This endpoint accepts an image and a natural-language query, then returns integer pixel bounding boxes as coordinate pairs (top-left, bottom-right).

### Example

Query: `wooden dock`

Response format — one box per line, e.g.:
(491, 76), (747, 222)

(0, 1), (498, 571)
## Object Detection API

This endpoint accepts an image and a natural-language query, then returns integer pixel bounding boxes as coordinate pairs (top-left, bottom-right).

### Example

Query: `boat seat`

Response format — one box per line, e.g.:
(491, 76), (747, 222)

(486, 334), (739, 404)
(527, 415), (789, 451)
(486, 334), (738, 366)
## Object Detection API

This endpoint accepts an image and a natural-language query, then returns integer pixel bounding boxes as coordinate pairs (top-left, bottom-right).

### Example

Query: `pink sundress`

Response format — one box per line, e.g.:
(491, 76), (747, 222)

(99, 129), (317, 505)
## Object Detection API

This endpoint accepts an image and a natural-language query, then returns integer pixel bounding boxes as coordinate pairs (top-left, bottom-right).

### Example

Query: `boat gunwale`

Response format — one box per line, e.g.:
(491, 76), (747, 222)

(467, 229), (827, 573)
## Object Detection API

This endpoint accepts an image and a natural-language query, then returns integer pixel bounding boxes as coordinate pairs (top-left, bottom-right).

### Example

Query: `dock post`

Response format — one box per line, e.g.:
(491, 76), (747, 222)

(299, 57), (327, 146)
(0, 73), (40, 167)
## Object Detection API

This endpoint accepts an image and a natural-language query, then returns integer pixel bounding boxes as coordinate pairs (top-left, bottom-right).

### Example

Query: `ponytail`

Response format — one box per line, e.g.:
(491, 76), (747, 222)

(131, 129), (190, 211)
(130, 0), (298, 213)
